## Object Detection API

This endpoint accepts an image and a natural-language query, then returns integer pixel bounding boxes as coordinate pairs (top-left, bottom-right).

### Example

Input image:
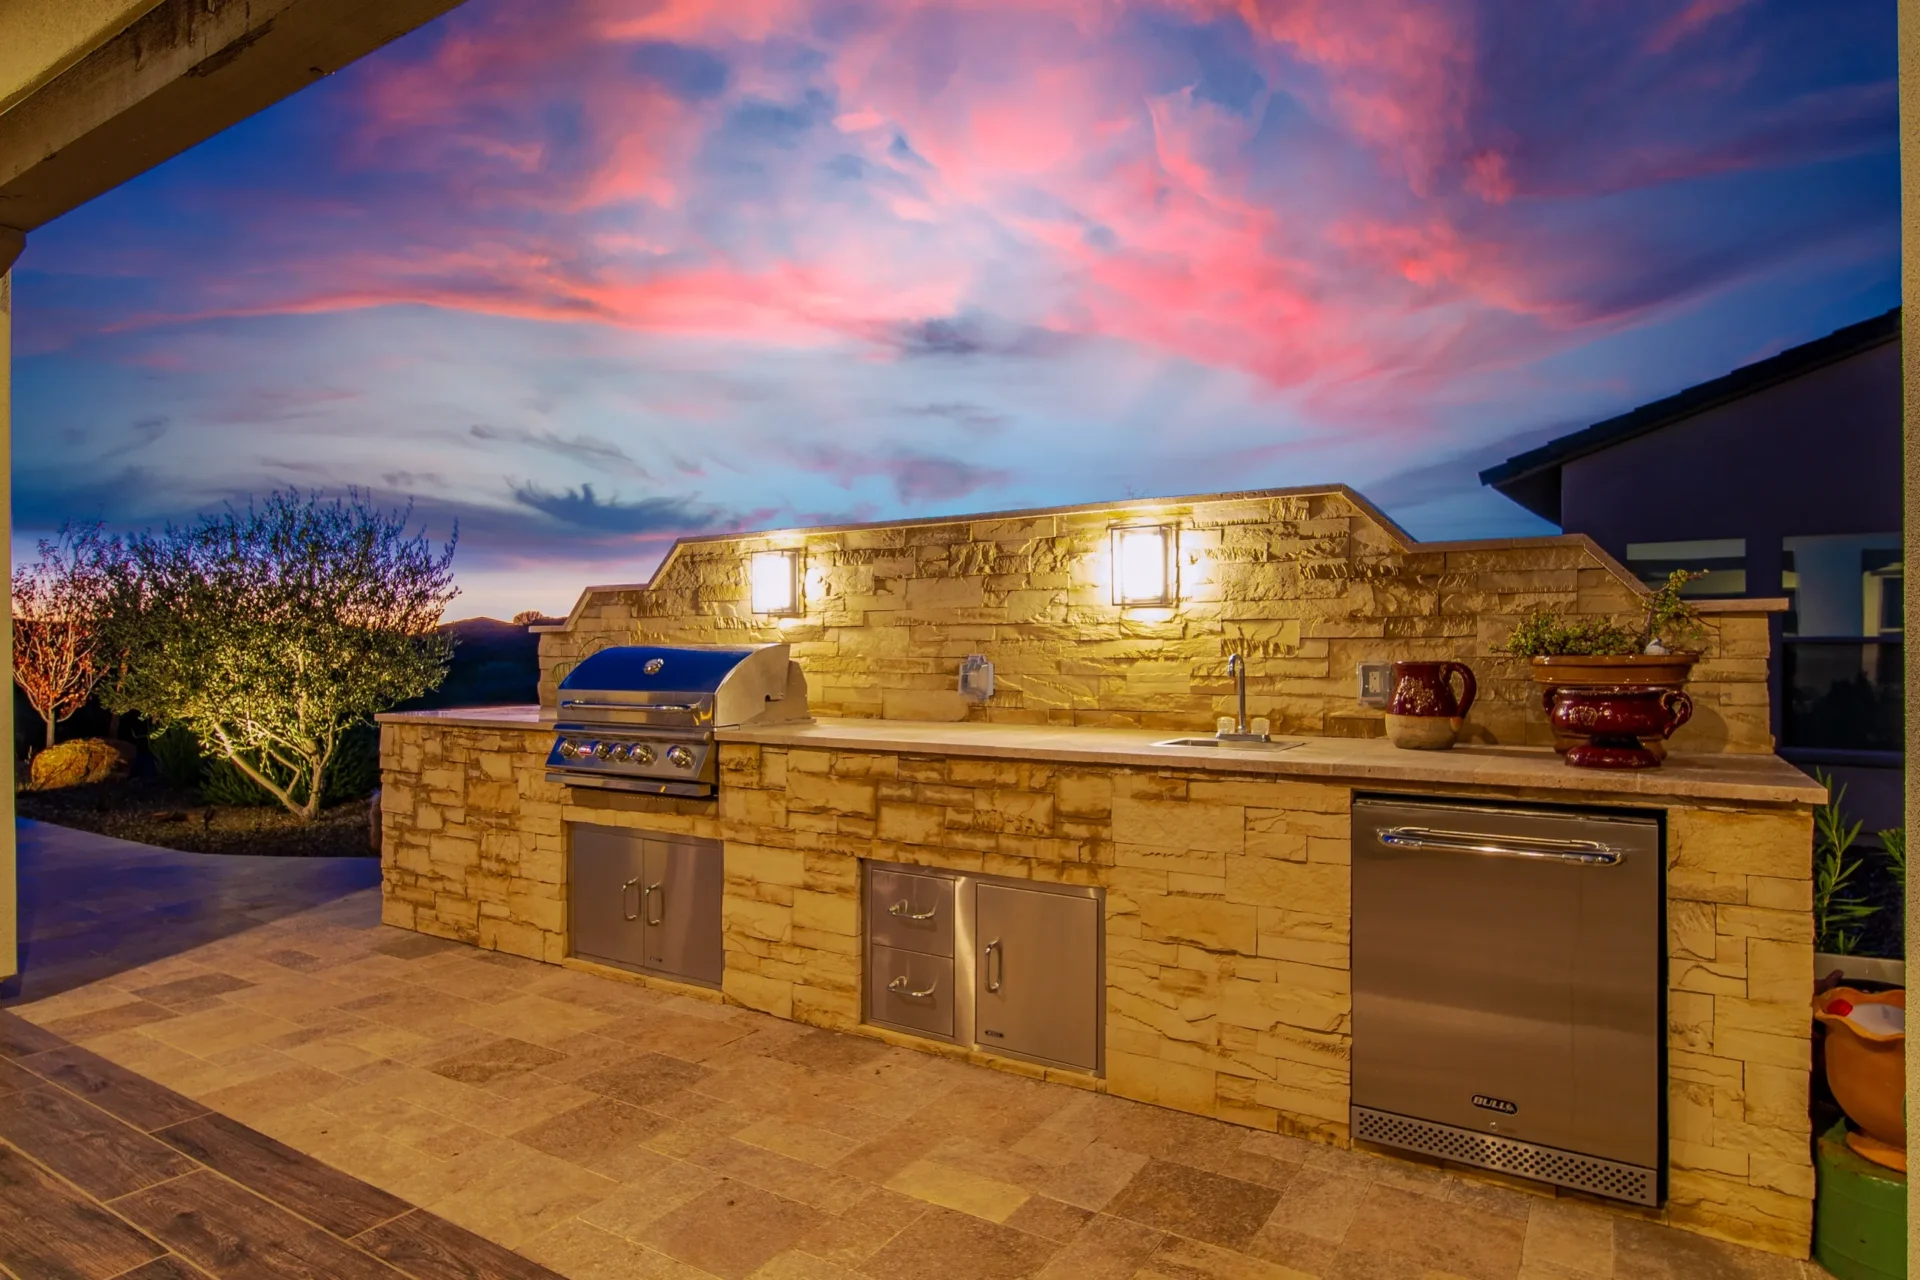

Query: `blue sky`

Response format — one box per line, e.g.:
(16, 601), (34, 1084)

(12, 0), (1899, 619)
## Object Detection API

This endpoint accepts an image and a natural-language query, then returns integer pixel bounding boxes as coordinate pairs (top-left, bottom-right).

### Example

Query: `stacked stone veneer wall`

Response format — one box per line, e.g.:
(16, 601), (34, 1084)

(380, 720), (1817, 1257)
(537, 486), (1776, 753)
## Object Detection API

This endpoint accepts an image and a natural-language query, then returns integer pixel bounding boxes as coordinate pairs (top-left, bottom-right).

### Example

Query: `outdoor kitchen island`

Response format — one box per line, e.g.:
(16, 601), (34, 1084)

(377, 486), (1829, 1260)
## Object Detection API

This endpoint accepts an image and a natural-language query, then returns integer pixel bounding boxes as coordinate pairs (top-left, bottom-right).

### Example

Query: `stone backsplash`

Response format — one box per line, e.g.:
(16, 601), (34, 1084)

(537, 486), (1776, 752)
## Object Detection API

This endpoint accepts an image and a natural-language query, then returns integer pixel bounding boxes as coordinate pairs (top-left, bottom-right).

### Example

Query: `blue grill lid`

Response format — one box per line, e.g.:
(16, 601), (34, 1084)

(559, 644), (765, 694)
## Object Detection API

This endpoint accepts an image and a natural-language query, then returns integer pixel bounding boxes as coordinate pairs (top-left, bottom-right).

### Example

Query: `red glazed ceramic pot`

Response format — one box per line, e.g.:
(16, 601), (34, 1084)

(1550, 686), (1692, 769)
(1385, 661), (1476, 750)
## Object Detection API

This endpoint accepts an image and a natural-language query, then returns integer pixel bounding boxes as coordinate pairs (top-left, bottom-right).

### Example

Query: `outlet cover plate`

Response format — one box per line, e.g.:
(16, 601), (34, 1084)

(1357, 662), (1393, 708)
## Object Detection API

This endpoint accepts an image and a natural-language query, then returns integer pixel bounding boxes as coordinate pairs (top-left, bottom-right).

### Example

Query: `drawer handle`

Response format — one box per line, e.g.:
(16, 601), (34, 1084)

(984, 939), (1003, 992)
(621, 878), (641, 921)
(644, 882), (664, 926)
(1378, 826), (1623, 866)
(888, 899), (939, 921)
(887, 974), (938, 1000)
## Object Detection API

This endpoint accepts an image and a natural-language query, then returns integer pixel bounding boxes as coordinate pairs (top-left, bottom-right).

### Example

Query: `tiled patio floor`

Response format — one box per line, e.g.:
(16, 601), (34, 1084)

(3, 820), (1831, 1280)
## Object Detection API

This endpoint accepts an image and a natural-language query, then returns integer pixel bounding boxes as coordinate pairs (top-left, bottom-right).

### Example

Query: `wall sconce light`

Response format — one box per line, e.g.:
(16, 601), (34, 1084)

(1111, 524), (1177, 606)
(750, 549), (802, 616)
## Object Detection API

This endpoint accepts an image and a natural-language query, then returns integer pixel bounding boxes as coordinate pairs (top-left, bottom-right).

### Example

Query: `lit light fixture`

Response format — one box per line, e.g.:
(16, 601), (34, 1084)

(1110, 524), (1176, 606)
(750, 549), (802, 616)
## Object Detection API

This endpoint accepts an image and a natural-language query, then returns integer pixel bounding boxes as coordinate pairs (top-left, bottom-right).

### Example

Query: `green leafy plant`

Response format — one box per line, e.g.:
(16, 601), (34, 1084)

(1501, 568), (1706, 659)
(1637, 569), (1707, 652)
(1813, 772), (1877, 954)
(1876, 826), (1905, 955)
(1501, 611), (1641, 658)
(99, 490), (456, 822)
(147, 722), (204, 790)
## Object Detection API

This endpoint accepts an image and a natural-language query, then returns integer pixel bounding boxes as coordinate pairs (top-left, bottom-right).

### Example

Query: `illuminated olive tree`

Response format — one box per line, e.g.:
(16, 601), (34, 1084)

(11, 524), (116, 749)
(102, 491), (458, 821)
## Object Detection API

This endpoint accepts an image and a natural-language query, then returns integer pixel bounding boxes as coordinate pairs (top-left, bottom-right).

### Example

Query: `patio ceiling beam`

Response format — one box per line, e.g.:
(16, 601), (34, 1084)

(0, 0), (468, 236)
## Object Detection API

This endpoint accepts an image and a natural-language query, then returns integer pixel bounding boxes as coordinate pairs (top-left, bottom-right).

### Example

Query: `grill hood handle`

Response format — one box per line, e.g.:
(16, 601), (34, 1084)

(559, 698), (698, 713)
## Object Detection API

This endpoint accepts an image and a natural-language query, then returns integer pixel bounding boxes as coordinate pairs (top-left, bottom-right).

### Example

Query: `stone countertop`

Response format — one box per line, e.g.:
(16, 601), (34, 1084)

(378, 704), (548, 730)
(377, 705), (1824, 805)
(716, 718), (1826, 806)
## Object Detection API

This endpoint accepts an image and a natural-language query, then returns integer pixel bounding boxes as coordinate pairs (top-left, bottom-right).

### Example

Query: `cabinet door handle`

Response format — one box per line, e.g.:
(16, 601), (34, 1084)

(887, 974), (938, 1000)
(983, 939), (1003, 992)
(621, 878), (641, 921)
(888, 899), (938, 921)
(1378, 826), (1623, 866)
(644, 882), (664, 926)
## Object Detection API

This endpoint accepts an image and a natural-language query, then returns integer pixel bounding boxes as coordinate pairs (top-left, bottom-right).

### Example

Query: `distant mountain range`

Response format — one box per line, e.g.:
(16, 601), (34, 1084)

(392, 616), (547, 711)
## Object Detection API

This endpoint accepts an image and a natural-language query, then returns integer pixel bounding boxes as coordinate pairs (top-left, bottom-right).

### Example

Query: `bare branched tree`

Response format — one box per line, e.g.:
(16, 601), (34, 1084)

(11, 524), (116, 749)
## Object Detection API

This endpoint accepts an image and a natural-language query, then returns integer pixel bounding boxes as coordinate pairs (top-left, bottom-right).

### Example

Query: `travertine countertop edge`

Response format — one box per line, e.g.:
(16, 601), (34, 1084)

(376, 706), (1823, 805)
(715, 718), (1824, 806)
(378, 705), (548, 730)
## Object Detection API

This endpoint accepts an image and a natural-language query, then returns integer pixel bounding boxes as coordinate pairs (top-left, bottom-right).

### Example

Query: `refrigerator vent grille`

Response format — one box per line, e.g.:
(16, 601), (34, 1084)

(1352, 1107), (1657, 1206)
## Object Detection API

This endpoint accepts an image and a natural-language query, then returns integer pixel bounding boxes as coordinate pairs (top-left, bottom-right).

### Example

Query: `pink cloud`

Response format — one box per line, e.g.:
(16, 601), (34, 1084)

(50, 0), (1889, 442)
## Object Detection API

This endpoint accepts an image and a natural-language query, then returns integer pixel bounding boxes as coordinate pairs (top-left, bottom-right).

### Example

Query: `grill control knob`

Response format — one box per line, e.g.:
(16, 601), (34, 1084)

(558, 739), (577, 759)
(591, 741), (613, 759)
(633, 744), (657, 765)
(610, 743), (633, 761)
(665, 745), (695, 770)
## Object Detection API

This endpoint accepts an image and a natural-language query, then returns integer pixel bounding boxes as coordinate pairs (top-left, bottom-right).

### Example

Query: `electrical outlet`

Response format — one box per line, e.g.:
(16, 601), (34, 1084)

(1356, 662), (1393, 707)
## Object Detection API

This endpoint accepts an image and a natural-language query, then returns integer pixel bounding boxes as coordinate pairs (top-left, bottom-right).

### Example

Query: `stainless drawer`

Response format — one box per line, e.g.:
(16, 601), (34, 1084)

(867, 944), (954, 1040)
(867, 869), (953, 957)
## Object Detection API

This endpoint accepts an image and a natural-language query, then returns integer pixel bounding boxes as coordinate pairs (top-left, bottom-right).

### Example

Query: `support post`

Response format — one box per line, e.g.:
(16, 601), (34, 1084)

(1898, 0), (1918, 1267)
(0, 227), (18, 990)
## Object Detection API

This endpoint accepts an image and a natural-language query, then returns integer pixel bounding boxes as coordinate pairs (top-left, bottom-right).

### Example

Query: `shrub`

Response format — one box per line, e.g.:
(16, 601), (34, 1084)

(148, 723), (204, 790)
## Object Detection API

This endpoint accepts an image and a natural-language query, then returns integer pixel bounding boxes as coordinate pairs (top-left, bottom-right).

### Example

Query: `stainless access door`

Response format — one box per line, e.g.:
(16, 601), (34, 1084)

(640, 836), (724, 987)
(570, 824), (648, 970)
(1352, 798), (1661, 1204)
(974, 882), (1101, 1072)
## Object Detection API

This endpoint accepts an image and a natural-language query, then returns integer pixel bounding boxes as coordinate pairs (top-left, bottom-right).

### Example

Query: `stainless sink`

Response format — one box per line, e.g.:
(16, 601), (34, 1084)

(1152, 737), (1303, 751)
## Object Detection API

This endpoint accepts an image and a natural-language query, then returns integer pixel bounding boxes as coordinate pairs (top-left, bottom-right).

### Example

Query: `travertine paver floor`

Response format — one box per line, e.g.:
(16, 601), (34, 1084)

(5, 820), (1835, 1280)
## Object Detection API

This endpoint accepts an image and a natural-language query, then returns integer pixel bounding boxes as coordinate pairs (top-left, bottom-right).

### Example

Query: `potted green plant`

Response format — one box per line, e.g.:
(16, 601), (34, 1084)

(1503, 570), (1705, 754)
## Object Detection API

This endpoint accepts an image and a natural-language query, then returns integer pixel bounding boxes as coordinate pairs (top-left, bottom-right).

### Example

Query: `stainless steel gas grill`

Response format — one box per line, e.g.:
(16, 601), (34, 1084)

(545, 643), (807, 797)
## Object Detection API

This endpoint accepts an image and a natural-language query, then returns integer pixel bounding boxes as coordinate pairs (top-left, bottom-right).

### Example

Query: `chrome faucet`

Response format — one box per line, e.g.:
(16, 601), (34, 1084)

(1227, 653), (1248, 736)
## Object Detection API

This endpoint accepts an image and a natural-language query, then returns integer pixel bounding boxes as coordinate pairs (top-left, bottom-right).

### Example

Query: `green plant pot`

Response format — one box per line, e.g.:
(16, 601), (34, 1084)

(1814, 1119), (1908, 1280)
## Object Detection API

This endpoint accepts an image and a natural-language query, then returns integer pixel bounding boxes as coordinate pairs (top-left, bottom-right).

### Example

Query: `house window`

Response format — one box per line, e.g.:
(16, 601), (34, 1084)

(1624, 539), (1746, 598)
(1780, 533), (1903, 753)
(1781, 534), (1903, 637)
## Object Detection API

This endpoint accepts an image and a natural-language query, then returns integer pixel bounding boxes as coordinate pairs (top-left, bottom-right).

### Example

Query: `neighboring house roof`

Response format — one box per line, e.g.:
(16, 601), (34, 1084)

(1480, 307), (1901, 523)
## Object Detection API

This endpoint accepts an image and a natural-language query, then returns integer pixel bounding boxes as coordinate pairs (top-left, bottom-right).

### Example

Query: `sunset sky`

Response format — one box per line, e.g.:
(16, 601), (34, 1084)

(11, 0), (1899, 620)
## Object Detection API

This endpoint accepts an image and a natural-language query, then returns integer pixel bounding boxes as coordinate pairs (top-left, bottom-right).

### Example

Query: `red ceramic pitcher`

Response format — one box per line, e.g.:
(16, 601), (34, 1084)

(1385, 661), (1476, 750)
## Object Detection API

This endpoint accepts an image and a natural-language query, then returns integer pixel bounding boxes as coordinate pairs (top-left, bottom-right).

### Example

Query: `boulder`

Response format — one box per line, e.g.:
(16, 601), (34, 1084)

(29, 738), (133, 790)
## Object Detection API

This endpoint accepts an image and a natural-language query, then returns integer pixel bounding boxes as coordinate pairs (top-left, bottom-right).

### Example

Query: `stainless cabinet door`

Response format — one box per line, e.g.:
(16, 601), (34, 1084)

(641, 838), (725, 987)
(974, 883), (1101, 1072)
(569, 824), (647, 970)
(1352, 800), (1660, 1169)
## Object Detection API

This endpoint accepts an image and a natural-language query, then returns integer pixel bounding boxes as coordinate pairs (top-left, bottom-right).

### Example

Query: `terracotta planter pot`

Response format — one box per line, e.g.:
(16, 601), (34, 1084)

(1813, 987), (1907, 1172)
(1530, 654), (1698, 757)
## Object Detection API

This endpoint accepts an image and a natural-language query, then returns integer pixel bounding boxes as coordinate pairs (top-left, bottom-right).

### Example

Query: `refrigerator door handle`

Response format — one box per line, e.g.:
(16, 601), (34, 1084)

(1377, 826), (1623, 866)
